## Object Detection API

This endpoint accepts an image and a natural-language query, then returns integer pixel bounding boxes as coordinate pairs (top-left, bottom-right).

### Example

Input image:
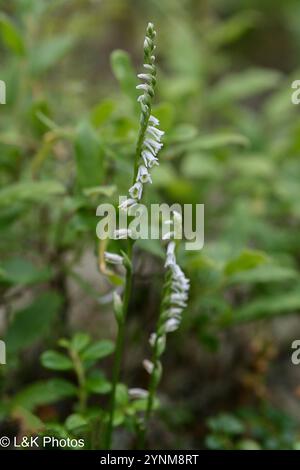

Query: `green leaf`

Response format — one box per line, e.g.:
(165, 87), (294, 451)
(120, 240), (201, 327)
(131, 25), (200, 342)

(224, 250), (268, 276)
(110, 50), (138, 105)
(181, 153), (220, 179)
(65, 414), (88, 431)
(208, 413), (245, 435)
(41, 350), (73, 371)
(1, 257), (52, 285)
(0, 13), (25, 55)
(6, 292), (62, 355)
(86, 371), (112, 394)
(71, 333), (91, 353)
(228, 264), (298, 285)
(29, 35), (74, 74)
(81, 340), (115, 362)
(13, 379), (77, 411)
(115, 383), (128, 407)
(233, 289), (300, 323)
(188, 133), (249, 150)
(74, 121), (104, 189)
(0, 181), (65, 209)
(83, 185), (116, 198)
(211, 68), (282, 104)
(90, 100), (116, 127)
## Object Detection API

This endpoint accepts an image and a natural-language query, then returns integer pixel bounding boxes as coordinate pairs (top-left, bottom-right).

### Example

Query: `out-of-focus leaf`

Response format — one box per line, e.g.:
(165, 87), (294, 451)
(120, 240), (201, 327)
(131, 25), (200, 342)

(115, 383), (128, 407)
(6, 292), (62, 354)
(71, 333), (91, 353)
(83, 185), (116, 198)
(13, 379), (77, 411)
(152, 102), (175, 132)
(65, 414), (87, 431)
(224, 250), (268, 276)
(80, 340), (115, 362)
(41, 351), (73, 371)
(86, 371), (112, 394)
(1, 257), (52, 285)
(211, 68), (282, 104)
(0, 13), (25, 55)
(90, 100), (116, 127)
(12, 407), (44, 433)
(208, 413), (245, 435)
(29, 35), (74, 74)
(232, 289), (300, 323)
(228, 264), (298, 285)
(0, 181), (65, 208)
(74, 121), (104, 189)
(181, 153), (220, 179)
(187, 133), (249, 150)
(110, 50), (138, 105)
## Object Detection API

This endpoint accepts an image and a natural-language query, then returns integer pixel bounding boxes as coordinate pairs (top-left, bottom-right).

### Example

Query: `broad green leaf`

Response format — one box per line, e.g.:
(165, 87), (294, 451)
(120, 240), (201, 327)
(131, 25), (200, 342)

(228, 265), (298, 285)
(211, 68), (282, 104)
(29, 35), (74, 74)
(115, 383), (128, 407)
(1, 257), (52, 285)
(208, 413), (245, 435)
(86, 371), (112, 394)
(110, 50), (138, 105)
(41, 350), (73, 371)
(74, 121), (104, 189)
(81, 340), (115, 362)
(0, 13), (25, 55)
(6, 292), (62, 354)
(187, 133), (249, 150)
(65, 414), (88, 431)
(181, 153), (220, 179)
(224, 250), (268, 276)
(90, 100), (116, 127)
(233, 289), (300, 323)
(83, 185), (116, 198)
(71, 333), (91, 353)
(207, 11), (258, 47)
(0, 181), (65, 208)
(13, 379), (77, 411)
(12, 407), (44, 433)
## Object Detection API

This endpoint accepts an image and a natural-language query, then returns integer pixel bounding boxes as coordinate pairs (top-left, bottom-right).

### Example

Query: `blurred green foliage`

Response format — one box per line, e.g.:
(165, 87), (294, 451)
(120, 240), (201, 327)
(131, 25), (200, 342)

(1, 0), (300, 450)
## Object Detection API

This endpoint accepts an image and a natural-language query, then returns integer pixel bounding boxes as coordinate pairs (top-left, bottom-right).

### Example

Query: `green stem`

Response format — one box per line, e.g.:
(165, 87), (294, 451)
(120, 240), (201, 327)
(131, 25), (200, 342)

(70, 349), (87, 413)
(104, 243), (133, 449)
(139, 271), (172, 448)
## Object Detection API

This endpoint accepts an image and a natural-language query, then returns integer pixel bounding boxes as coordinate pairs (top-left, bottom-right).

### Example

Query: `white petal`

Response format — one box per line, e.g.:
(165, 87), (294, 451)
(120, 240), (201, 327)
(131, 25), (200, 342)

(128, 388), (149, 399)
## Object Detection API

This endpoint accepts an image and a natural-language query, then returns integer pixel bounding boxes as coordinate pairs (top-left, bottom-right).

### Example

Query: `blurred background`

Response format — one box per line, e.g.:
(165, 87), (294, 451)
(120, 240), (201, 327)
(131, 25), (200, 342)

(1, 0), (300, 450)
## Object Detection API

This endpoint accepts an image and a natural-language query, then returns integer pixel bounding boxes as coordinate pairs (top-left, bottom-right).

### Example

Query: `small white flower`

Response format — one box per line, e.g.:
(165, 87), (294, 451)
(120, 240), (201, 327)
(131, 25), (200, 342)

(104, 252), (123, 265)
(129, 182), (143, 200)
(147, 126), (164, 140)
(136, 84), (149, 92)
(168, 307), (183, 317)
(137, 165), (152, 184)
(144, 138), (163, 154)
(164, 318), (180, 333)
(119, 198), (138, 211)
(128, 388), (149, 399)
(149, 332), (157, 347)
(143, 359), (154, 374)
(137, 73), (152, 82)
(136, 84), (154, 96)
(165, 241), (176, 267)
(143, 64), (156, 74)
(141, 150), (159, 168)
(113, 228), (132, 239)
(149, 114), (159, 126)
